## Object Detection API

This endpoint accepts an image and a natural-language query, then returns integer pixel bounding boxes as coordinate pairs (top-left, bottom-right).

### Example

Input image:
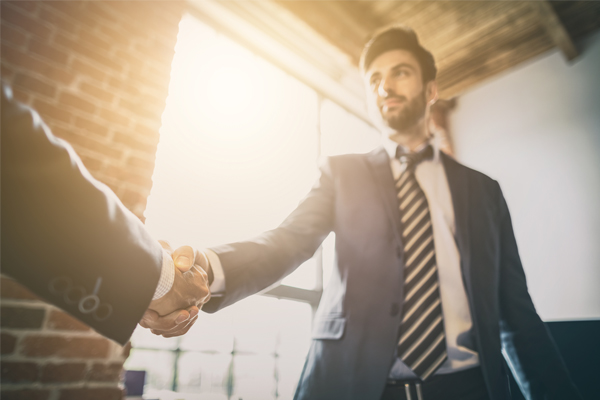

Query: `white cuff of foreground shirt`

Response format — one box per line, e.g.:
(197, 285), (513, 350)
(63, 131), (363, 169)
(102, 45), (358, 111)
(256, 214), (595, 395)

(152, 249), (175, 300)
(153, 248), (225, 300)
(205, 249), (225, 295)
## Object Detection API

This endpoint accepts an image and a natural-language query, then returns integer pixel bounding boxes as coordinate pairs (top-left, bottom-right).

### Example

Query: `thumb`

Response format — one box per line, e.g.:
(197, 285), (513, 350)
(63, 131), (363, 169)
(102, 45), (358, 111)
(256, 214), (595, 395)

(172, 245), (195, 272)
(140, 309), (159, 328)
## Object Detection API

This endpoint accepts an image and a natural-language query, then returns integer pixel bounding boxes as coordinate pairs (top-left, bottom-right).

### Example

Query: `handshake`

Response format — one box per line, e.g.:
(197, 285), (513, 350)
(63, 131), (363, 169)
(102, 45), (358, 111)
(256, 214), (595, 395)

(139, 241), (211, 338)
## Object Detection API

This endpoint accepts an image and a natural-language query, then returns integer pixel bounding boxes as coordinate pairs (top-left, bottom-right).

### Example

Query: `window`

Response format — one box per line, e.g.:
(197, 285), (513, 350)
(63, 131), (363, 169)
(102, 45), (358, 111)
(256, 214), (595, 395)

(125, 13), (379, 400)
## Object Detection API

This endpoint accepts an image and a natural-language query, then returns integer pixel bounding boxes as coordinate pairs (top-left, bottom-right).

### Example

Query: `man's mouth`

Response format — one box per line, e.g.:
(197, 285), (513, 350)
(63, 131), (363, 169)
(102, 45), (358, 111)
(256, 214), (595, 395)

(380, 97), (406, 110)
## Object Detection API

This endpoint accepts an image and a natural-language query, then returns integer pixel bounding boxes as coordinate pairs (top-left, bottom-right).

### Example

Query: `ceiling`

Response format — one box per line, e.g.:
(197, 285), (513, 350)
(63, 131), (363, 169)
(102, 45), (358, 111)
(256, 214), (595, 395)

(272, 1), (600, 98)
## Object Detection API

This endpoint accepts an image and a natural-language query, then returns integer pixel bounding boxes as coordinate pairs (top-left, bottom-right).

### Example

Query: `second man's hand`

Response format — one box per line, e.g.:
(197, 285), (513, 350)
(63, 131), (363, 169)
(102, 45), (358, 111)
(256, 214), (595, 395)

(142, 242), (212, 337)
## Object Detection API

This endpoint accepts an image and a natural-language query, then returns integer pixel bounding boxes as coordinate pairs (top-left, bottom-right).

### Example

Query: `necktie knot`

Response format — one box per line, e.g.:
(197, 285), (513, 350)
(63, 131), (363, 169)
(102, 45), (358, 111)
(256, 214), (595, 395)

(396, 144), (434, 170)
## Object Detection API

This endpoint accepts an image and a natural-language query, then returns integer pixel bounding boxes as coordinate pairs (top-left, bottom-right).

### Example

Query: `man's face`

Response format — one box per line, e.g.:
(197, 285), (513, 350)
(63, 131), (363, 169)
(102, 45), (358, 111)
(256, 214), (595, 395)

(365, 49), (433, 132)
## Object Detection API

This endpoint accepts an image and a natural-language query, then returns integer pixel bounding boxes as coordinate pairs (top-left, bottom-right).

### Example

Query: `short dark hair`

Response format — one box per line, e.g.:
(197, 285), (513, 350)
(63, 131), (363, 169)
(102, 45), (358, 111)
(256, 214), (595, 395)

(360, 25), (437, 83)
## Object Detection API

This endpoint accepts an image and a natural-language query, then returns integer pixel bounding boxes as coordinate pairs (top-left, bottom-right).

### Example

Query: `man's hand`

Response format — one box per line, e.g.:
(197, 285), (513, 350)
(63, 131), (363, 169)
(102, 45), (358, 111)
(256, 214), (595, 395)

(140, 242), (212, 337)
(140, 306), (200, 338)
(149, 242), (211, 316)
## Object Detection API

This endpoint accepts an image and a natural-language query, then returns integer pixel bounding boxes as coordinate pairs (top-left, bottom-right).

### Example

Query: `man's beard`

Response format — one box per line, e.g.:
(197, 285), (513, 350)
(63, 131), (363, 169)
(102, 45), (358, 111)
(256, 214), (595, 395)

(381, 90), (427, 131)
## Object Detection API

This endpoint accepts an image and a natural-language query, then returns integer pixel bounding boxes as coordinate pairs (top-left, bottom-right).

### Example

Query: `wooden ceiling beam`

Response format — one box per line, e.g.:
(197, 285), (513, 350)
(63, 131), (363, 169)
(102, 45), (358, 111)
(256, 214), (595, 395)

(528, 0), (578, 61)
(437, 26), (553, 99)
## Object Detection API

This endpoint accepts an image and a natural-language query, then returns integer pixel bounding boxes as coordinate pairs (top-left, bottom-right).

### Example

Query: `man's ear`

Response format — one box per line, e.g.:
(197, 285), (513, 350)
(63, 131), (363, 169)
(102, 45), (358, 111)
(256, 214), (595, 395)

(425, 80), (438, 105)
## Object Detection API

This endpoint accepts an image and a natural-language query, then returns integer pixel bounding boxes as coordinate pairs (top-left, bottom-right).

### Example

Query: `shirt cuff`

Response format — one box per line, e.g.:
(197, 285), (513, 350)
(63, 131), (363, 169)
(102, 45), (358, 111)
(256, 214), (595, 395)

(152, 249), (175, 300)
(205, 249), (225, 295)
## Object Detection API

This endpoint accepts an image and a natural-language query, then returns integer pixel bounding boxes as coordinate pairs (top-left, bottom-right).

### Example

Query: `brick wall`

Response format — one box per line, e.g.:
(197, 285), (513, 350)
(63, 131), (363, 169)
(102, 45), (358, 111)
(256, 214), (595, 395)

(1, 1), (185, 398)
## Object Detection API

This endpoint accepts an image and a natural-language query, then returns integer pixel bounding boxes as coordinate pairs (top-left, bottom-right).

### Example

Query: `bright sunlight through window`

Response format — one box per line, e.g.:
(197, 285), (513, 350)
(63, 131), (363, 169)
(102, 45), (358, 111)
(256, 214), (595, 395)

(125, 14), (380, 400)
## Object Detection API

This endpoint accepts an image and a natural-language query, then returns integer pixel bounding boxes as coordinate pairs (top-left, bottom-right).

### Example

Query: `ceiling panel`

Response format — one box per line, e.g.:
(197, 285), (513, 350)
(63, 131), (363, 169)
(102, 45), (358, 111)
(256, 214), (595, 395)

(273, 0), (600, 98)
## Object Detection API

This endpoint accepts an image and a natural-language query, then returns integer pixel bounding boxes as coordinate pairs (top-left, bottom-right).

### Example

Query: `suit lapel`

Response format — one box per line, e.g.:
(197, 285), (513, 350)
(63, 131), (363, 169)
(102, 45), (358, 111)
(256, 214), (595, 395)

(441, 152), (473, 291)
(366, 147), (404, 253)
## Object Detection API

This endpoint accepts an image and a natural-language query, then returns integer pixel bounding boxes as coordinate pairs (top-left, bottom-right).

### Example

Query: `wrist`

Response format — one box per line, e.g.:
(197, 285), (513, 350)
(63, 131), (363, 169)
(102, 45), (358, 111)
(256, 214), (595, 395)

(197, 250), (214, 285)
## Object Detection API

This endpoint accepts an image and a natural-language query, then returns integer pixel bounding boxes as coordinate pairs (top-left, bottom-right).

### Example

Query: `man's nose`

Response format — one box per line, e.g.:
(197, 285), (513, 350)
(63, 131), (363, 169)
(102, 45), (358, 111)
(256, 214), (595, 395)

(377, 77), (391, 98)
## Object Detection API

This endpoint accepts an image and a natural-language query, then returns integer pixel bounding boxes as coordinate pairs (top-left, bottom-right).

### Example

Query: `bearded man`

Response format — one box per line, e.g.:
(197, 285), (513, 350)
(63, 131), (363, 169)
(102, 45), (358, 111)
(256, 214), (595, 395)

(145, 26), (581, 400)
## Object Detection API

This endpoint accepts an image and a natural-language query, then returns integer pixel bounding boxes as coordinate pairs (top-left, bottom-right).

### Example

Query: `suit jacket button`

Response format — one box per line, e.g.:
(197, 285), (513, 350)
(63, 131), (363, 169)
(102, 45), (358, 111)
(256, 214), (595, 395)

(396, 246), (402, 258)
(390, 303), (400, 317)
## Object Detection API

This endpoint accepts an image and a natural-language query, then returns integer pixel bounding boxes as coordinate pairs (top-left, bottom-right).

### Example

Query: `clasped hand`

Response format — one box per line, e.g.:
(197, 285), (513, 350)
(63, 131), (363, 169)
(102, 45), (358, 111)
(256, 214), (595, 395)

(139, 242), (211, 337)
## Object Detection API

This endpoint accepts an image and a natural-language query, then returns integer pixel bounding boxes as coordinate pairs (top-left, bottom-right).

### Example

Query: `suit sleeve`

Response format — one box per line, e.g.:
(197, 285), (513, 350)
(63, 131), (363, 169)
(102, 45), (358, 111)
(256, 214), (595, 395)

(496, 184), (581, 399)
(1, 85), (163, 345)
(202, 158), (336, 312)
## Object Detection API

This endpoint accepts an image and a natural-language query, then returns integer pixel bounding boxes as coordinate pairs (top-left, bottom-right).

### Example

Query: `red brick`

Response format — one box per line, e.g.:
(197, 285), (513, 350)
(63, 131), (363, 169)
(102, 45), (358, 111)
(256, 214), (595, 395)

(79, 29), (113, 53)
(6, 1), (38, 13)
(146, 61), (173, 80)
(87, 362), (123, 382)
(134, 122), (160, 140)
(1, 333), (18, 355)
(1, 63), (16, 81)
(99, 107), (131, 127)
(80, 82), (115, 104)
(53, 127), (123, 160)
(108, 76), (142, 98)
(14, 73), (56, 98)
(102, 181), (124, 198)
(113, 132), (157, 153)
(55, 33), (123, 74)
(1, 361), (39, 383)
(1, 277), (40, 300)
(59, 92), (97, 115)
(2, 46), (74, 86)
(44, 1), (96, 28)
(119, 97), (165, 122)
(0, 306), (45, 329)
(1, 5), (51, 38)
(74, 116), (109, 137)
(59, 388), (123, 400)
(0, 389), (50, 400)
(85, 1), (118, 23)
(72, 58), (106, 82)
(11, 86), (31, 104)
(33, 99), (73, 124)
(122, 189), (147, 209)
(78, 154), (104, 173)
(21, 336), (110, 359)
(39, 7), (78, 35)
(40, 362), (86, 383)
(134, 41), (175, 63)
(115, 52), (146, 78)
(98, 24), (130, 47)
(46, 310), (91, 332)
(129, 70), (170, 96)
(126, 156), (155, 171)
(102, 165), (153, 189)
(1, 22), (28, 47)
(29, 39), (70, 65)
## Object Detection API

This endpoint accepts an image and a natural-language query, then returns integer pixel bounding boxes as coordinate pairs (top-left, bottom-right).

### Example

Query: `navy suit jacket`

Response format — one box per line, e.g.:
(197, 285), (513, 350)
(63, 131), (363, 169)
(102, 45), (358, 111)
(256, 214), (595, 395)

(203, 146), (580, 399)
(1, 85), (163, 345)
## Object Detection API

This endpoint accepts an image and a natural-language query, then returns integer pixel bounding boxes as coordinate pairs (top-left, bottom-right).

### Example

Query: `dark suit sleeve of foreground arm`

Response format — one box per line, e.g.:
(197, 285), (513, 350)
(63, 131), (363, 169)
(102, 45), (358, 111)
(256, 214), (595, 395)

(1, 85), (163, 345)
(203, 158), (336, 312)
(496, 184), (582, 399)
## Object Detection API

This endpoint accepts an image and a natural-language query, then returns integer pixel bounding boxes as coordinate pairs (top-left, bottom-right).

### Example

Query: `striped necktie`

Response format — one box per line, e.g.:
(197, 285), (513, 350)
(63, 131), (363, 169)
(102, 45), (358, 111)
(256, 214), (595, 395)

(395, 145), (448, 381)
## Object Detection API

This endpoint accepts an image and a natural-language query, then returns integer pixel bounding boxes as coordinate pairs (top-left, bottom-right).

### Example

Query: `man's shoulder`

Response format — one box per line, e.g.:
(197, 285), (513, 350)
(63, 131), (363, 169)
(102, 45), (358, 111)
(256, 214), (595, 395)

(325, 147), (385, 165)
(441, 152), (498, 187)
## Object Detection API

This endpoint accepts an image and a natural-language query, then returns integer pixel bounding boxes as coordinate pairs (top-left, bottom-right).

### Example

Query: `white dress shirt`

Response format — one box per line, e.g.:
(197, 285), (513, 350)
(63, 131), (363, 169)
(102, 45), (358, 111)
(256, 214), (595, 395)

(384, 136), (479, 379)
(152, 249), (175, 300)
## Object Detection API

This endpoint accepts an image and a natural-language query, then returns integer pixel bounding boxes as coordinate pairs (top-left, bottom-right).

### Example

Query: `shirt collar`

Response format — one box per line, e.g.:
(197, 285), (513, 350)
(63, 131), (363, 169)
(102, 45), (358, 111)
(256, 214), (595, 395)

(382, 134), (441, 163)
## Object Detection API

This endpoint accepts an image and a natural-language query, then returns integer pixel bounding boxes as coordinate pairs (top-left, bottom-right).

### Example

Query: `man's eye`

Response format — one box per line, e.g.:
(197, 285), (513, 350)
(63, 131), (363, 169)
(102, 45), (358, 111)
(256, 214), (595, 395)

(370, 79), (380, 90)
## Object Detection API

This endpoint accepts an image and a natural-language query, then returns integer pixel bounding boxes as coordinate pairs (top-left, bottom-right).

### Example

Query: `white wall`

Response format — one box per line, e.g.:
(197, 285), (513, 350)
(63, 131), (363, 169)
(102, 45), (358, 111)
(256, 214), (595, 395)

(450, 31), (600, 321)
